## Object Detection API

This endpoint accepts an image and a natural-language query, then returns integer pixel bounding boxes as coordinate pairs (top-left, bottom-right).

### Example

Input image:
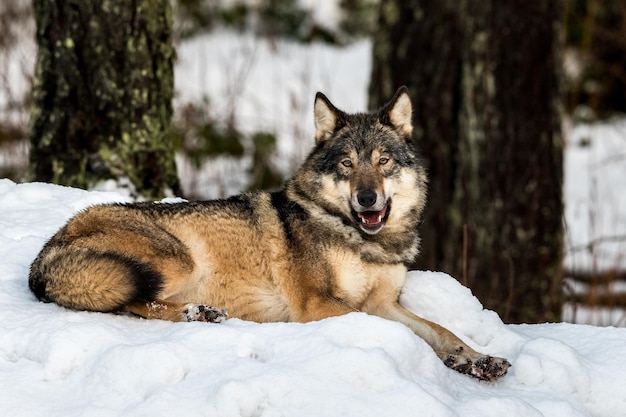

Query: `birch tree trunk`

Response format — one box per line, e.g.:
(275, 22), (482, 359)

(29, 0), (181, 199)
(370, 0), (564, 323)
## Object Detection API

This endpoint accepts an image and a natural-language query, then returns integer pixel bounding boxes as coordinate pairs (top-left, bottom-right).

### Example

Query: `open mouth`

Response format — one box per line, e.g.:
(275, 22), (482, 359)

(353, 202), (390, 235)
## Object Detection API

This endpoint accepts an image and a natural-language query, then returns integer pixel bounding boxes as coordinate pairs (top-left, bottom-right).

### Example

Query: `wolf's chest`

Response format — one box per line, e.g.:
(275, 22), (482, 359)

(325, 247), (406, 307)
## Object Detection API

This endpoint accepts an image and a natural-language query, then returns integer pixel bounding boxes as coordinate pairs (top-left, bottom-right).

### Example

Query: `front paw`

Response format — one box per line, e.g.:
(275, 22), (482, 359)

(444, 348), (511, 381)
(183, 304), (228, 323)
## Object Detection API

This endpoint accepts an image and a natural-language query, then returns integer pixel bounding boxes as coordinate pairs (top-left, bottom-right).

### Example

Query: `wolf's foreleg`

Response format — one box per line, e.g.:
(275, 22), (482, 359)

(368, 302), (510, 381)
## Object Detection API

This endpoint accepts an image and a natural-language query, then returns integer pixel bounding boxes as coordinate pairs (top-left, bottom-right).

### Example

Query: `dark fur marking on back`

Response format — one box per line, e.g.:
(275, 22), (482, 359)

(270, 191), (307, 244)
(110, 194), (261, 226)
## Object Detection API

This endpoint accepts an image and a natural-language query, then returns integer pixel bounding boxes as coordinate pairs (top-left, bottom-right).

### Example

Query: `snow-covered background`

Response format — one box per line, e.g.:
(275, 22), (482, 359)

(1, 179), (626, 417)
(563, 119), (626, 326)
(172, 31), (373, 197)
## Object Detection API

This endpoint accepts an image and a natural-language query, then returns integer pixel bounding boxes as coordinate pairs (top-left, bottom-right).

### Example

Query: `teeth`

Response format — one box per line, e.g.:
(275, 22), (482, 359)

(356, 204), (388, 227)
(359, 213), (383, 225)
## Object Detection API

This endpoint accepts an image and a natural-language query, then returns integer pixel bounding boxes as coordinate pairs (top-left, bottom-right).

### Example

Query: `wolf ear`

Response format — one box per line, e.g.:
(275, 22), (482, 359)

(314, 92), (342, 144)
(382, 86), (413, 138)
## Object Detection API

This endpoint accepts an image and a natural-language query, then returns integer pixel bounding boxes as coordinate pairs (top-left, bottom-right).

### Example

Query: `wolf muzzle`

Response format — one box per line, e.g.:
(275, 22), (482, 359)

(352, 190), (390, 235)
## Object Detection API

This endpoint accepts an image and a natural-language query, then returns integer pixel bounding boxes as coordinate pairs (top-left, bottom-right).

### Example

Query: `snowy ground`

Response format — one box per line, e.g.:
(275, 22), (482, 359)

(1, 180), (626, 417)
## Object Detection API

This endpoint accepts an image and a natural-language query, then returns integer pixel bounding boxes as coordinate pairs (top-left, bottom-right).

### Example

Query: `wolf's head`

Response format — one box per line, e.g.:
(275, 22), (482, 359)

(290, 87), (427, 238)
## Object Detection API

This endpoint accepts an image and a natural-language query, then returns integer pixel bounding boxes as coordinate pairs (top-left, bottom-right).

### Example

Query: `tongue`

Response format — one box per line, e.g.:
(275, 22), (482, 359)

(358, 205), (388, 225)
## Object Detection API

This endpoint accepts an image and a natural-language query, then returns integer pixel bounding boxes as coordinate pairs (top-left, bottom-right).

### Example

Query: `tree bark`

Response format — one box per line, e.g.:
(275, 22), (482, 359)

(29, 0), (181, 199)
(370, 0), (564, 323)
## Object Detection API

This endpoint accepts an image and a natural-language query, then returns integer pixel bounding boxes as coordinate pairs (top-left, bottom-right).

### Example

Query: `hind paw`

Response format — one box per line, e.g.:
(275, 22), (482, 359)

(444, 348), (511, 381)
(183, 304), (228, 323)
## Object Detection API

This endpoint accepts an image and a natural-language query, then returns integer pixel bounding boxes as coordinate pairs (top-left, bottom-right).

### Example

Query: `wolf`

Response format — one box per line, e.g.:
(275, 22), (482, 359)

(29, 87), (510, 381)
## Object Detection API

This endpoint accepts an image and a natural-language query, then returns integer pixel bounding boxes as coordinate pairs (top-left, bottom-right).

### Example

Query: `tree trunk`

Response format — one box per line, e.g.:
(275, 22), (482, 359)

(370, 0), (564, 323)
(29, 0), (181, 199)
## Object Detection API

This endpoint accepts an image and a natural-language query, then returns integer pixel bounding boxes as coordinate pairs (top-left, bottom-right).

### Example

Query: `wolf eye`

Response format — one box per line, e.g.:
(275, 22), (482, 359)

(341, 159), (352, 168)
(379, 157), (390, 165)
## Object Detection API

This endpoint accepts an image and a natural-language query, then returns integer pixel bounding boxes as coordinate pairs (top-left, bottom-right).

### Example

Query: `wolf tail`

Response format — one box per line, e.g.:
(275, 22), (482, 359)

(28, 246), (162, 312)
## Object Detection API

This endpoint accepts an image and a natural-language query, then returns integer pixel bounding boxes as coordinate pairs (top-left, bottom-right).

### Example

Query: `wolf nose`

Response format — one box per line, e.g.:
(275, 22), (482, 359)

(357, 190), (378, 208)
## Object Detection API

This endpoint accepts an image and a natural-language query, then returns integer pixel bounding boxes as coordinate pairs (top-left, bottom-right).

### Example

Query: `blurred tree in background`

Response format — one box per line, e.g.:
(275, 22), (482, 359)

(29, 0), (181, 199)
(4, 0), (376, 196)
(370, 0), (563, 323)
(0, 0), (33, 180)
(564, 0), (626, 119)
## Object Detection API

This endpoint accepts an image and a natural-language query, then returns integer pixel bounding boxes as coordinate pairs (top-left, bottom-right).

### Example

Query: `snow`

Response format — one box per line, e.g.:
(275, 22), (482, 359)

(562, 119), (626, 326)
(564, 118), (626, 274)
(173, 31), (371, 197)
(1, 179), (626, 417)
